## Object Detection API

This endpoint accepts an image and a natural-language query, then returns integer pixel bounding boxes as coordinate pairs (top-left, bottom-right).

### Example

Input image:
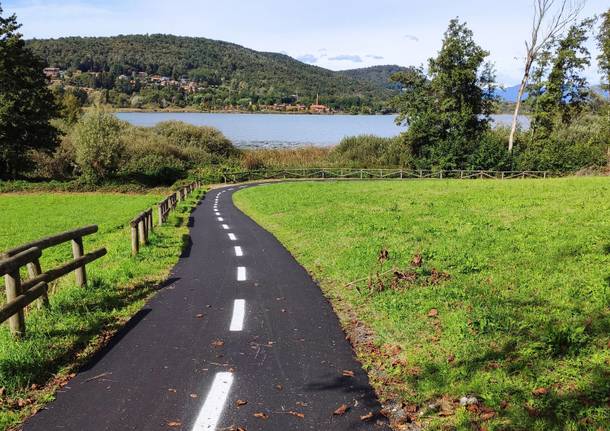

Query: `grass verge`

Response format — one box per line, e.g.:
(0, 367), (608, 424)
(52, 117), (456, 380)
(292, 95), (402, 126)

(234, 178), (610, 431)
(0, 190), (204, 430)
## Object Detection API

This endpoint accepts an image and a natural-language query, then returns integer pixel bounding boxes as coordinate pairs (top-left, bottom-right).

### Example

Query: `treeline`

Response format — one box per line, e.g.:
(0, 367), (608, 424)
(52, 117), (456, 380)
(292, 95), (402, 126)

(26, 34), (395, 112)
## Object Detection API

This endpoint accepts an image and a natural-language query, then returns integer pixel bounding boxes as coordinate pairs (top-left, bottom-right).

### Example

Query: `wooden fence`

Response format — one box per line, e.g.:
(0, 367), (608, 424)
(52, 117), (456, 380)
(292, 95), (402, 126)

(220, 168), (551, 183)
(130, 181), (202, 256)
(0, 226), (106, 338)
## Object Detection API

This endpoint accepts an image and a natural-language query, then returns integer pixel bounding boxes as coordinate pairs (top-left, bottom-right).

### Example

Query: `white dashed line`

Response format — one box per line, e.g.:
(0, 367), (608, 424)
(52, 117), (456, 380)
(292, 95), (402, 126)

(215, 212), (221, 216)
(228, 233), (236, 241)
(191, 372), (234, 431)
(237, 266), (246, 281)
(234, 246), (243, 257)
(217, 217), (224, 221)
(229, 299), (246, 331)
(221, 224), (229, 230)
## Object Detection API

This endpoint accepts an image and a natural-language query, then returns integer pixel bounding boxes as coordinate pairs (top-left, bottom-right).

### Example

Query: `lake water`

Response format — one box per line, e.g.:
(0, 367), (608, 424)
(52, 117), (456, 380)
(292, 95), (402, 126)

(116, 112), (529, 148)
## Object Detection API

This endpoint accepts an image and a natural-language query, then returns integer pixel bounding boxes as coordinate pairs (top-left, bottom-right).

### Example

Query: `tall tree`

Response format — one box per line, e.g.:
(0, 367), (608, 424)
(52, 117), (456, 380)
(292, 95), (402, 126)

(528, 18), (593, 139)
(0, 4), (58, 178)
(392, 19), (496, 169)
(508, 0), (584, 153)
(598, 8), (610, 94)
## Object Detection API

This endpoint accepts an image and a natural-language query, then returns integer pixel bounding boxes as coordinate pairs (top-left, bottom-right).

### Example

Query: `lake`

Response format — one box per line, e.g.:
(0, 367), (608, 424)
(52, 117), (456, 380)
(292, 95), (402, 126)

(116, 112), (529, 148)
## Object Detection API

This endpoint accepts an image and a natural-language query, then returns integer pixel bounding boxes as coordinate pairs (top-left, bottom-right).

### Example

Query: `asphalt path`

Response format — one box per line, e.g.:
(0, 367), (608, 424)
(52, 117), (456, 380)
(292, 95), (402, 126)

(23, 184), (388, 431)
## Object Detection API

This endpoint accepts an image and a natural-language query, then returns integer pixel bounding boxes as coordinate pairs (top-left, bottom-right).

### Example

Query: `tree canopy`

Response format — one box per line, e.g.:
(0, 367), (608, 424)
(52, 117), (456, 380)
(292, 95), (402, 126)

(0, 5), (58, 179)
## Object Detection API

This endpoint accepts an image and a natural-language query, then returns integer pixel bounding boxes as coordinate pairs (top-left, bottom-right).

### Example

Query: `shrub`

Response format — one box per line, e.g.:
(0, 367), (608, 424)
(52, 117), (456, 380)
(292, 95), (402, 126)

(333, 134), (410, 167)
(467, 128), (514, 171)
(153, 121), (239, 160)
(516, 115), (609, 172)
(30, 136), (78, 180)
(72, 108), (126, 182)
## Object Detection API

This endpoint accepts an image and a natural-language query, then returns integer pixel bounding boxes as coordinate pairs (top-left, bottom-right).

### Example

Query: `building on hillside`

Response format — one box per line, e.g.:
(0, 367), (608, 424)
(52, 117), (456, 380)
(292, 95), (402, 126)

(309, 94), (330, 113)
(43, 67), (61, 79)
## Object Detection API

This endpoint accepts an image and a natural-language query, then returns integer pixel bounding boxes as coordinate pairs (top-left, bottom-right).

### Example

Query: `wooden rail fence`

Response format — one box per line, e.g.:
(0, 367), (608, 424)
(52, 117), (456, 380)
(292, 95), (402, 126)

(130, 181), (202, 256)
(221, 168), (551, 183)
(0, 226), (107, 338)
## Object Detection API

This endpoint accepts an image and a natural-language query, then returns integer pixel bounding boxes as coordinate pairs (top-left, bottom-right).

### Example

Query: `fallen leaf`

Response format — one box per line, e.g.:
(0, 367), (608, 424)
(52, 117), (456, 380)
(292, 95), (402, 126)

(447, 354), (456, 363)
(288, 411), (304, 418)
(190, 393), (198, 399)
(532, 387), (548, 396)
(196, 314), (204, 318)
(481, 411), (495, 420)
(342, 370), (355, 377)
(166, 420), (181, 427)
(275, 384), (283, 391)
(411, 253), (422, 267)
(428, 309), (438, 317)
(333, 404), (349, 416)
(254, 412), (269, 420)
(212, 340), (225, 348)
(168, 388), (177, 393)
(360, 412), (374, 421)
(236, 399), (248, 407)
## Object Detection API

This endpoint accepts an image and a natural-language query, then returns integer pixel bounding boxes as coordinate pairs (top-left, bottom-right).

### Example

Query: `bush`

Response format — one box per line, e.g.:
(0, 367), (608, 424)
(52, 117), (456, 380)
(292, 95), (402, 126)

(72, 108), (126, 182)
(516, 115), (609, 172)
(467, 128), (514, 171)
(153, 121), (239, 160)
(30, 136), (78, 180)
(333, 135), (411, 167)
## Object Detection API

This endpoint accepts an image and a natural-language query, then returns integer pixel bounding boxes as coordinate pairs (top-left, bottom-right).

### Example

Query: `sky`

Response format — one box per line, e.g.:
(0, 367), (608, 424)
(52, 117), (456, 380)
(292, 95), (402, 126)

(2, 0), (608, 85)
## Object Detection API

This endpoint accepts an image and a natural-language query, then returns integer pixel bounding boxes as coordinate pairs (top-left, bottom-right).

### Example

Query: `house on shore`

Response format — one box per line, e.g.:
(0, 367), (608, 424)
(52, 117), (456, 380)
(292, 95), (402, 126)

(309, 94), (330, 113)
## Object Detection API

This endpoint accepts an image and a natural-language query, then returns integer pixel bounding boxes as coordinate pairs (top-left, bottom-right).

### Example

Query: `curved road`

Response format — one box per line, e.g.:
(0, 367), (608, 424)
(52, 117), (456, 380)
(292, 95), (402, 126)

(24, 185), (388, 430)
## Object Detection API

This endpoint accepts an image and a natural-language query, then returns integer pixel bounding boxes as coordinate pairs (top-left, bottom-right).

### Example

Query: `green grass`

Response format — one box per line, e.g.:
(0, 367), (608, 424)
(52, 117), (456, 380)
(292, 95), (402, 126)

(0, 191), (203, 429)
(234, 178), (610, 431)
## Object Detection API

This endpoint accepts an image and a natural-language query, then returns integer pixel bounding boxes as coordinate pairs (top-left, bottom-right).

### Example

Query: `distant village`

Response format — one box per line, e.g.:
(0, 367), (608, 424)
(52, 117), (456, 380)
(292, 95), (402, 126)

(43, 67), (333, 113)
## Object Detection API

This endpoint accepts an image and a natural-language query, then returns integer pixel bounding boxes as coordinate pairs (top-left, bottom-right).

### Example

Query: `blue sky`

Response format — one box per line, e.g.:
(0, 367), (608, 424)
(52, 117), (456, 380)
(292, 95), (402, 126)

(2, 0), (608, 85)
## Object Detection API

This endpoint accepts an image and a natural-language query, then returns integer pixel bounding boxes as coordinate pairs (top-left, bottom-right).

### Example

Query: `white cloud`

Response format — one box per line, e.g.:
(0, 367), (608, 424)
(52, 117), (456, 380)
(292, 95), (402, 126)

(328, 54), (363, 63)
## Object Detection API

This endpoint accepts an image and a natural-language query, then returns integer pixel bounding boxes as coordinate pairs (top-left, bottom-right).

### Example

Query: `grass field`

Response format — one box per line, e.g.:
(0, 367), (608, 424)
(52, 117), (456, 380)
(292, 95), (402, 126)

(234, 178), (610, 431)
(0, 191), (202, 429)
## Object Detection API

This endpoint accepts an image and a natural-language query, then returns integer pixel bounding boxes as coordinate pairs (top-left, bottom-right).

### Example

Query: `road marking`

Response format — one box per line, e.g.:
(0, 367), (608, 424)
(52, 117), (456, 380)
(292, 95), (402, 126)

(215, 212), (221, 216)
(222, 224), (229, 230)
(237, 266), (246, 281)
(228, 233), (236, 241)
(229, 299), (246, 331)
(234, 246), (243, 256)
(217, 217), (224, 221)
(191, 372), (234, 431)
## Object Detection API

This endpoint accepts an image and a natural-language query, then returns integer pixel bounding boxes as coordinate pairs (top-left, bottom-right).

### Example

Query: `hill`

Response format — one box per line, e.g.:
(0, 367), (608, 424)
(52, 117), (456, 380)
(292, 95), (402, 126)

(339, 65), (408, 90)
(26, 34), (396, 112)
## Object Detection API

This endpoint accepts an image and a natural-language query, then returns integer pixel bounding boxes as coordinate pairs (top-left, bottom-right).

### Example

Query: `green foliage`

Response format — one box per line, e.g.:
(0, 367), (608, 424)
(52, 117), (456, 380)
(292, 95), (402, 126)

(598, 9), (610, 92)
(391, 19), (497, 169)
(0, 6), (58, 179)
(152, 121), (238, 159)
(333, 134), (412, 167)
(517, 114), (609, 171)
(234, 179), (610, 431)
(528, 19), (594, 140)
(72, 108), (126, 182)
(25, 34), (396, 111)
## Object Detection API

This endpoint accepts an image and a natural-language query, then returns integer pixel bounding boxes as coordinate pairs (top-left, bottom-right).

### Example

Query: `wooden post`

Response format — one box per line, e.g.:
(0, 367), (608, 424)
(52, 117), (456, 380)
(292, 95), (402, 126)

(501, 171), (505, 180)
(71, 236), (87, 287)
(158, 205), (164, 227)
(147, 210), (153, 233)
(5, 270), (26, 337)
(139, 219), (147, 245)
(27, 259), (49, 308)
(131, 224), (139, 256)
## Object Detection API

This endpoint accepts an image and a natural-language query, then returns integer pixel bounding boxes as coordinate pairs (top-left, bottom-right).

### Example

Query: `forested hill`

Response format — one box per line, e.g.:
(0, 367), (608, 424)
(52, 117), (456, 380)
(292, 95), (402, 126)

(339, 65), (408, 90)
(26, 34), (396, 110)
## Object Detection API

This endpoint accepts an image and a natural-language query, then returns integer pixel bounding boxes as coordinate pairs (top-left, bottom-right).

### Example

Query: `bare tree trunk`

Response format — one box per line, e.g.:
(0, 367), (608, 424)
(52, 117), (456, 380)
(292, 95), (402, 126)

(508, 59), (532, 152)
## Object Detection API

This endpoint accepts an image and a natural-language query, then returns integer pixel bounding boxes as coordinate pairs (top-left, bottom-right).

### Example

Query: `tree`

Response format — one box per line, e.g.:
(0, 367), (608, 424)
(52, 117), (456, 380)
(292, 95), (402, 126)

(0, 5), (58, 178)
(72, 108), (125, 182)
(528, 18), (594, 139)
(392, 19), (497, 169)
(598, 8), (610, 94)
(508, 0), (584, 153)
